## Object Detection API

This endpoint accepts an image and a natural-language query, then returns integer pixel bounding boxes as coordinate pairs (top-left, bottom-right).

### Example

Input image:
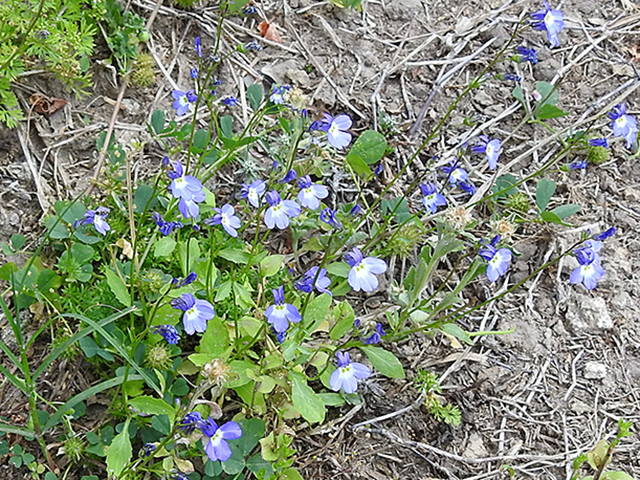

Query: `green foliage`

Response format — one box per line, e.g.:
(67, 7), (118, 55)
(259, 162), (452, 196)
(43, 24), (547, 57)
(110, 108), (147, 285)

(100, 0), (148, 73)
(414, 369), (461, 426)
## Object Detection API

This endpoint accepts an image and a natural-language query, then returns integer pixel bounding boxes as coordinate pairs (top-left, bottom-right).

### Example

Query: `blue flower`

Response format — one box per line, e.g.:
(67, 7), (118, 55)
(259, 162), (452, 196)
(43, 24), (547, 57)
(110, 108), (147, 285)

(327, 114), (353, 149)
(152, 212), (182, 236)
(190, 68), (198, 79)
(297, 175), (329, 210)
(264, 191), (301, 229)
(167, 161), (205, 219)
(279, 169), (297, 183)
(442, 160), (475, 194)
(594, 227), (615, 241)
(472, 135), (501, 170)
(294, 266), (332, 296)
(239, 179), (266, 208)
(171, 293), (215, 335)
(179, 411), (203, 434)
(349, 204), (362, 216)
(530, 2), (565, 48)
(199, 417), (242, 463)
(205, 204), (241, 237)
(269, 84), (290, 104)
(343, 248), (387, 292)
(173, 272), (197, 287)
(362, 323), (385, 345)
(241, 3), (258, 14)
(478, 235), (513, 282)
(498, 73), (521, 82)
(419, 183), (447, 214)
(515, 46), (538, 63)
(320, 208), (342, 229)
(172, 90), (197, 116)
(195, 36), (203, 58)
(169, 470), (189, 480)
(275, 330), (287, 343)
(74, 207), (111, 235)
(265, 286), (302, 333)
(142, 443), (156, 457)
(588, 138), (609, 148)
(222, 96), (238, 106)
(567, 160), (588, 170)
(309, 113), (332, 132)
(151, 324), (180, 345)
(608, 103), (638, 149)
(329, 351), (371, 394)
(246, 41), (262, 51)
(569, 247), (604, 290)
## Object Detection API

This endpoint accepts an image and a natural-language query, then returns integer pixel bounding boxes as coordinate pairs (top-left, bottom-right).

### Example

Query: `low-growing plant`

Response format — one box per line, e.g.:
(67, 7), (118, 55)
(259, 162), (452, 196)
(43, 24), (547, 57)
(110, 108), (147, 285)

(1, 2), (638, 480)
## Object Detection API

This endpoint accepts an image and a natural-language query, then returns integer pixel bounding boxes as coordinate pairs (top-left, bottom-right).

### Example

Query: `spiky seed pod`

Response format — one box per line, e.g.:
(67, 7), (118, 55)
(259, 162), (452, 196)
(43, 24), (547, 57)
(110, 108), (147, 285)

(490, 218), (517, 241)
(144, 344), (173, 370)
(505, 192), (531, 213)
(130, 53), (156, 88)
(587, 146), (610, 165)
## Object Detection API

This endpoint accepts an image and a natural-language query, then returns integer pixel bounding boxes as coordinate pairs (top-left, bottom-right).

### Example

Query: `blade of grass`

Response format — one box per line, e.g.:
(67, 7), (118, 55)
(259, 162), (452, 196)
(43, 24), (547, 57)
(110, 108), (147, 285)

(0, 422), (35, 437)
(0, 362), (26, 392)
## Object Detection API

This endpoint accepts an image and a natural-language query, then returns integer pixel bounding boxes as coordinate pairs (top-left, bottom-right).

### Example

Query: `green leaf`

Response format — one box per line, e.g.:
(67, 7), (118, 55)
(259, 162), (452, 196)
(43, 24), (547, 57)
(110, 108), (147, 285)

(151, 414), (171, 435)
(71, 244), (94, 264)
(345, 153), (373, 180)
(290, 371), (326, 423)
(534, 81), (559, 108)
(493, 174), (519, 197)
(246, 453), (274, 478)
(178, 238), (200, 275)
(260, 255), (283, 277)
(192, 128), (209, 152)
(361, 346), (405, 379)
(234, 418), (265, 456)
(218, 248), (250, 264)
(44, 216), (70, 239)
(198, 317), (230, 357)
(303, 293), (332, 332)
(282, 468), (305, 480)
(540, 211), (564, 224)
(512, 85), (524, 104)
(106, 418), (132, 478)
(104, 268), (132, 307)
(247, 83), (263, 109)
(133, 184), (156, 213)
(221, 115), (233, 138)
(601, 473), (634, 480)
(215, 280), (232, 302)
(330, 301), (355, 341)
(153, 236), (176, 258)
(537, 104), (569, 120)
(439, 323), (473, 345)
(381, 197), (412, 223)
(551, 204), (580, 219)
(348, 130), (387, 165)
(151, 110), (165, 134)
(129, 396), (175, 421)
(10, 234), (25, 251)
(535, 178), (556, 211)
(326, 261), (350, 278)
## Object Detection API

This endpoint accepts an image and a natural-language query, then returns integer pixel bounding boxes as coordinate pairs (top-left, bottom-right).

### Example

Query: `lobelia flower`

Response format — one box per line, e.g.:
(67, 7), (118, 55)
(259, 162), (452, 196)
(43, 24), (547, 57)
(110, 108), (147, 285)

(530, 2), (565, 48)
(349, 204), (362, 216)
(515, 46), (538, 64)
(74, 207), (111, 235)
(497, 73), (521, 82)
(588, 138), (609, 148)
(270, 84), (290, 104)
(171, 293), (215, 335)
(567, 160), (588, 170)
(320, 208), (342, 229)
(472, 135), (502, 170)
(478, 235), (513, 282)
(343, 248), (387, 292)
(151, 325), (180, 345)
(167, 161), (205, 219)
(329, 351), (371, 394)
(179, 411), (203, 435)
(309, 113), (332, 132)
(190, 68), (198, 79)
(246, 40), (262, 51)
(570, 247), (604, 290)
(169, 470), (190, 480)
(142, 443), (156, 457)
(241, 3), (258, 14)
(442, 160), (476, 194)
(222, 96), (238, 106)
(297, 175), (329, 210)
(152, 212), (182, 236)
(199, 417), (242, 463)
(265, 286), (302, 333)
(327, 114), (353, 149)
(239, 179), (266, 208)
(374, 163), (383, 175)
(594, 227), (616, 241)
(608, 103), (638, 149)
(363, 323), (385, 345)
(173, 272), (197, 287)
(279, 169), (297, 183)
(294, 266), (332, 296)
(195, 36), (203, 58)
(172, 90), (197, 116)
(264, 191), (301, 229)
(205, 204), (241, 237)
(420, 183), (447, 214)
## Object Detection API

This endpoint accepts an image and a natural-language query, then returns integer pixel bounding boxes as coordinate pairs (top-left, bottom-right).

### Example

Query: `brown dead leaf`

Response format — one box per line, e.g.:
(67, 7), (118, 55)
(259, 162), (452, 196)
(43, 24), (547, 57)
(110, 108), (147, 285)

(258, 20), (282, 43)
(29, 93), (67, 115)
(627, 38), (640, 62)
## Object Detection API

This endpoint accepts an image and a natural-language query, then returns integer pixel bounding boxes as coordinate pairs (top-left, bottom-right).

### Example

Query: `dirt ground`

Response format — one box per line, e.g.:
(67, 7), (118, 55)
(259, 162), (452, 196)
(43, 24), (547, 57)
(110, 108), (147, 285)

(1, 0), (640, 478)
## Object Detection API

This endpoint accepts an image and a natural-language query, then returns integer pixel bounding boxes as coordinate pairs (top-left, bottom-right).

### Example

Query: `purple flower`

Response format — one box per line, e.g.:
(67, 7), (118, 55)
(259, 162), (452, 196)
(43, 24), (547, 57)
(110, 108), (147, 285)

(222, 96), (238, 106)
(199, 418), (242, 463)
(246, 41), (262, 51)
(588, 138), (609, 148)
(169, 471), (189, 480)
(74, 207), (111, 235)
(239, 180), (266, 208)
(241, 4), (258, 14)
(515, 46), (538, 63)
(478, 236), (513, 282)
(327, 114), (353, 149)
(530, 2), (565, 48)
(190, 68), (198, 79)
(167, 161), (205, 219)
(265, 286), (302, 333)
(608, 103), (638, 149)
(329, 351), (371, 394)
(205, 204), (241, 237)
(264, 191), (301, 229)
(294, 266), (332, 296)
(567, 160), (587, 170)
(152, 212), (182, 236)
(320, 208), (342, 229)
(143, 443), (156, 457)
(195, 37), (202, 58)
(594, 227), (615, 241)
(171, 293), (215, 335)
(472, 135), (502, 170)
(179, 411), (203, 435)
(151, 324), (180, 345)
(173, 272), (197, 287)
(172, 90), (197, 116)
(343, 248), (387, 292)
(309, 113), (332, 132)
(349, 204), (362, 216)
(442, 160), (476, 194)
(498, 73), (522, 82)
(297, 175), (329, 210)
(570, 247), (604, 290)
(419, 183), (447, 214)
(269, 84), (290, 104)
(279, 169), (297, 183)
(362, 323), (385, 345)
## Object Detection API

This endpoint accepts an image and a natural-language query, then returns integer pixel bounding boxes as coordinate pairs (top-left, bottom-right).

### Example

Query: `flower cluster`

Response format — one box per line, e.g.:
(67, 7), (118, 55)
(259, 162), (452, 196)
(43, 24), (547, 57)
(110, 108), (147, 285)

(569, 228), (615, 290)
(442, 160), (475, 194)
